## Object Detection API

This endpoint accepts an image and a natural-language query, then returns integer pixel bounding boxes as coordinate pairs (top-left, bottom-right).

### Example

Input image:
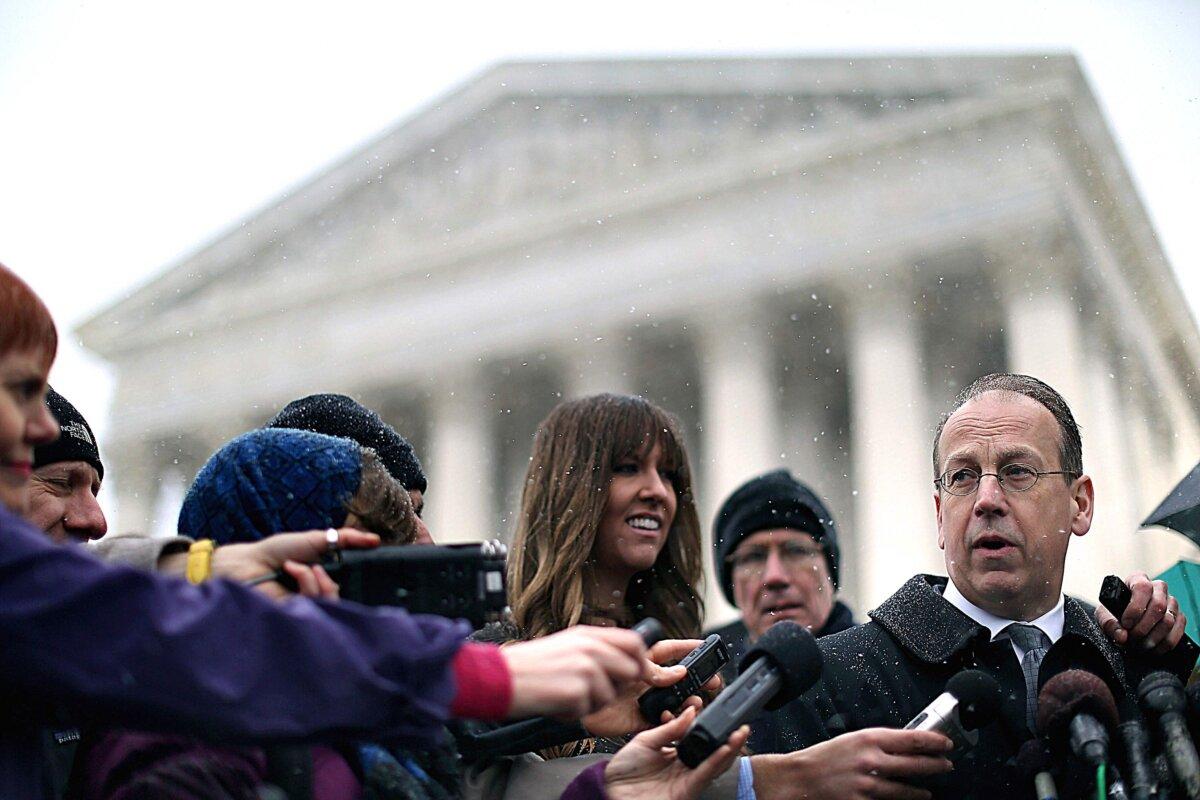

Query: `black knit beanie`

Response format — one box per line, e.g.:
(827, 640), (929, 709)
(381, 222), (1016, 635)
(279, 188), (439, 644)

(266, 393), (427, 493)
(33, 387), (104, 481)
(713, 469), (840, 606)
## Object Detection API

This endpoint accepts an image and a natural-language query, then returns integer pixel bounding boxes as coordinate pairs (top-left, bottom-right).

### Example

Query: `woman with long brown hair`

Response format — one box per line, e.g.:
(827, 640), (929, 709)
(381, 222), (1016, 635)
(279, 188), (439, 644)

(510, 392), (705, 642)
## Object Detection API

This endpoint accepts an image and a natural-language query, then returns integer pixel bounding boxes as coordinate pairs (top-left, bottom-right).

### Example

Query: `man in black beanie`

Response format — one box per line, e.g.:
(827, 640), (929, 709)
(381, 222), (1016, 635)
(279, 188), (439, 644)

(267, 393), (432, 542)
(29, 387), (108, 544)
(709, 469), (856, 672)
(706, 469), (857, 756)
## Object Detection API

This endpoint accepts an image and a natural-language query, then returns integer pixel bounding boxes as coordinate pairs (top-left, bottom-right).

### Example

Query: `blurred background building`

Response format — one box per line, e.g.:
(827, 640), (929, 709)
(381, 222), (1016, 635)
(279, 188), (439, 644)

(79, 55), (1200, 620)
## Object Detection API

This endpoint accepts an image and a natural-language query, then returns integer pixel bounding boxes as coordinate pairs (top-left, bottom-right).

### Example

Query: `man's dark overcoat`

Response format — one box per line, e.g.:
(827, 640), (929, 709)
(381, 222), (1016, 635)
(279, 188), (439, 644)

(756, 575), (1196, 800)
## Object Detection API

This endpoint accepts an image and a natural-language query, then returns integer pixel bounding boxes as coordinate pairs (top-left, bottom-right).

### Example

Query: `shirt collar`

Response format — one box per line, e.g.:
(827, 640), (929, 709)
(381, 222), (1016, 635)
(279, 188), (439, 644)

(943, 578), (1065, 645)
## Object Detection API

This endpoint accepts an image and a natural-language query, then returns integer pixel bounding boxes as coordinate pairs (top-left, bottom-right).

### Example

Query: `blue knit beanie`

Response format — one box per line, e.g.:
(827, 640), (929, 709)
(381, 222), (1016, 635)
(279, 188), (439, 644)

(178, 428), (362, 544)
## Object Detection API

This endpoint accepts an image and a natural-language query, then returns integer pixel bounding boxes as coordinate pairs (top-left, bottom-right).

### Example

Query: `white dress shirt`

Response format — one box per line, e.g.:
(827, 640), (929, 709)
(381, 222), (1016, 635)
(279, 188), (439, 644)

(943, 577), (1065, 658)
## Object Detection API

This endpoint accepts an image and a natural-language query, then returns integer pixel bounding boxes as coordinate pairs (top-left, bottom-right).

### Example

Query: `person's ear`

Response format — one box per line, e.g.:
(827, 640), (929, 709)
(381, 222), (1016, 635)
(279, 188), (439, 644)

(1070, 474), (1094, 537)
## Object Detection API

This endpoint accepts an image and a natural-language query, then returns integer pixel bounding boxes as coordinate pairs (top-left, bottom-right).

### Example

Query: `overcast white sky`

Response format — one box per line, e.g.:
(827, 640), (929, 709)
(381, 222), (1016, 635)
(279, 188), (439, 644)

(2, 0), (1198, 449)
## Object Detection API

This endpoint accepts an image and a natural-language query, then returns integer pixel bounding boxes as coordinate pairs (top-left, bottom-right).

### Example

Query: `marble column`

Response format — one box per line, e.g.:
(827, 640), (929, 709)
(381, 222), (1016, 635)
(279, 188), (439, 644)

(1057, 193), (1200, 486)
(696, 309), (779, 621)
(1071, 342), (1142, 600)
(1002, 277), (1088, 413)
(426, 367), (497, 544)
(846, 278), (939, 607)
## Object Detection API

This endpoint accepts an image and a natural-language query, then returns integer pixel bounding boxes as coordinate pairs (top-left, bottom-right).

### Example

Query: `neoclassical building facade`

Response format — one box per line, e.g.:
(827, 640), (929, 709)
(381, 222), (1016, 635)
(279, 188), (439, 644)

(80, 56), (1200, 620)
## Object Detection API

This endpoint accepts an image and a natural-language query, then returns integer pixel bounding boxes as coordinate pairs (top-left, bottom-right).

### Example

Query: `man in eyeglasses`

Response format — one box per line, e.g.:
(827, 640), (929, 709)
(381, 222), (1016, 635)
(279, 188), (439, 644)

(753, 373), (1193, 799)
(708, 470), (856, 756)
(710, 470), (855, 674)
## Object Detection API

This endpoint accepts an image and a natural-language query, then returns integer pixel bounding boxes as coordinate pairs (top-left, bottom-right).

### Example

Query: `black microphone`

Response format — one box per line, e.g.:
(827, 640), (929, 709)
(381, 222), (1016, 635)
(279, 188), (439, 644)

(1155, 753), (1179, 798)
(1036, 669), (1119, 768)
(676, 621), (822, 768)
(1015, 739), (1059, 800)
(1138, 671), (1200, 799)
(1115, 697), (1157, 800)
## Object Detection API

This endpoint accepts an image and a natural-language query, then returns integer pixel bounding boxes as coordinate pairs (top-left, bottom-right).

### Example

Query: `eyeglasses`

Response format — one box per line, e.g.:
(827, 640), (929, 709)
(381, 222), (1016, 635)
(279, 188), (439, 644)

(726, 541), (824, 576)
(934, 463), (1079, 496)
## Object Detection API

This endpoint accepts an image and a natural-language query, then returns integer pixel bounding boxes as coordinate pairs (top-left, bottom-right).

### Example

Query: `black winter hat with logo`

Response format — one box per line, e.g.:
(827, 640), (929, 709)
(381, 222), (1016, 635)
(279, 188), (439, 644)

(33, 387), (104, 481)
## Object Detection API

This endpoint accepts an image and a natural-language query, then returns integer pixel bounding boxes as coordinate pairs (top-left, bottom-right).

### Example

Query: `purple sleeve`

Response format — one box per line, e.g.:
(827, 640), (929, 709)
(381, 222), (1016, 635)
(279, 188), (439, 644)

(559, 761), (609, 800)
(0, 506), (470, 744)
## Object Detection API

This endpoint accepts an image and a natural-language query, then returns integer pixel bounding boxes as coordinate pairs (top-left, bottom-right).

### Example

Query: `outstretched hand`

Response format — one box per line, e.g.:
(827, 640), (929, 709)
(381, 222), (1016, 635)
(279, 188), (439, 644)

(583, 638), (724, 738)
(750, 727), (953, 800)
(502, 626), (649, 720)
(215, 528), (381, 600)
(604, 705), (747, 800)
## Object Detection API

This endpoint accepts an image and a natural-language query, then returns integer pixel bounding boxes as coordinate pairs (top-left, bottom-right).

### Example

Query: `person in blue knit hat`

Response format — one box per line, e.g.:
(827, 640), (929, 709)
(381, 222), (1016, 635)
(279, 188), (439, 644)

(178, 427), (416, 546)
(82, 428), (442, 799)
(267, 392), (432, 543)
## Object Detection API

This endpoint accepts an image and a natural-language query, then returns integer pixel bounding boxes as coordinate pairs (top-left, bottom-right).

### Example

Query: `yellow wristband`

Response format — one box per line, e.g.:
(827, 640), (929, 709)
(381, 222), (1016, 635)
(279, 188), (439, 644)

(186, 539), (215, 584)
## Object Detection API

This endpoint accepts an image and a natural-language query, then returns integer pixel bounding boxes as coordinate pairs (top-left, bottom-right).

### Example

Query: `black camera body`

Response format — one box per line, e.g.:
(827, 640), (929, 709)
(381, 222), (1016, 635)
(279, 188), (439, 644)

(313, 541), (508, 628)
(638, 633), (730, 723)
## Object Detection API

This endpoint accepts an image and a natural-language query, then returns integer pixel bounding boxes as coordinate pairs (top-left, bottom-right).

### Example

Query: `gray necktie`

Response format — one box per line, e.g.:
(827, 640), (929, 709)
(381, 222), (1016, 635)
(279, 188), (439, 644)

(1002, 623), (1051, 731)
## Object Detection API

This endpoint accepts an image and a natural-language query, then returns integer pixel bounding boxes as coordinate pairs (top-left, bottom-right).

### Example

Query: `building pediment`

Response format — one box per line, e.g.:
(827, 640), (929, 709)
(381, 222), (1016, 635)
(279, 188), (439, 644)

(80, 55), (1092, 356)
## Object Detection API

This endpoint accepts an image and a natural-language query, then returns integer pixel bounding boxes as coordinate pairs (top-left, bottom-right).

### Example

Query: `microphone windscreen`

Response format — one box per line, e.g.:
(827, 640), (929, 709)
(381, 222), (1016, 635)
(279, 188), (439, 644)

(739, 621), (823, 710)
(1036, 669), (1120, 738)
(1138, 670), (1186, 715)
(1014, 738), (1055, 779)
(945, 670), (1002, 729)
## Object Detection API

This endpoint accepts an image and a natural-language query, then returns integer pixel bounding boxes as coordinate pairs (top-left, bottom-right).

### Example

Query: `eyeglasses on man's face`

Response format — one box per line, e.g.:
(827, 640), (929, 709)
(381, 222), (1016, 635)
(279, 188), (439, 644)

(727, 540), (824, 576)
(934, 463), (1079, 497)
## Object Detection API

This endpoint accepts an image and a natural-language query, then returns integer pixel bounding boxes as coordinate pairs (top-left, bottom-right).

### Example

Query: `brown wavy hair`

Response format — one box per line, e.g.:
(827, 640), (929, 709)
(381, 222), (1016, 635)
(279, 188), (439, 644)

(509, 394), (704, 640)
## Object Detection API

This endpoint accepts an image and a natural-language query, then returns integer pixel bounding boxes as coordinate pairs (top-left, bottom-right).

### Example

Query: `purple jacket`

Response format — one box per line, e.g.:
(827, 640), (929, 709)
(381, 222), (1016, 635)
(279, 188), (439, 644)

(0, 505), (470, 799)
(559, 761), (607, 800)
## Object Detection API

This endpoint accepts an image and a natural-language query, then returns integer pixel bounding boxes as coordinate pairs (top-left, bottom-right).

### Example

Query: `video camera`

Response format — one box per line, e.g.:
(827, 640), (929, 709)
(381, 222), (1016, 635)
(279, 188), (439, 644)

(269, 540), (509, 628)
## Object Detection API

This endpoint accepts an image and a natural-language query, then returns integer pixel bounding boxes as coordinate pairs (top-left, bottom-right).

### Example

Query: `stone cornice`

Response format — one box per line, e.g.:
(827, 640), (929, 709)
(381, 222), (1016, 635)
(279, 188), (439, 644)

(77, 55), (1080, 356)
(78, 53), (1200, 423)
